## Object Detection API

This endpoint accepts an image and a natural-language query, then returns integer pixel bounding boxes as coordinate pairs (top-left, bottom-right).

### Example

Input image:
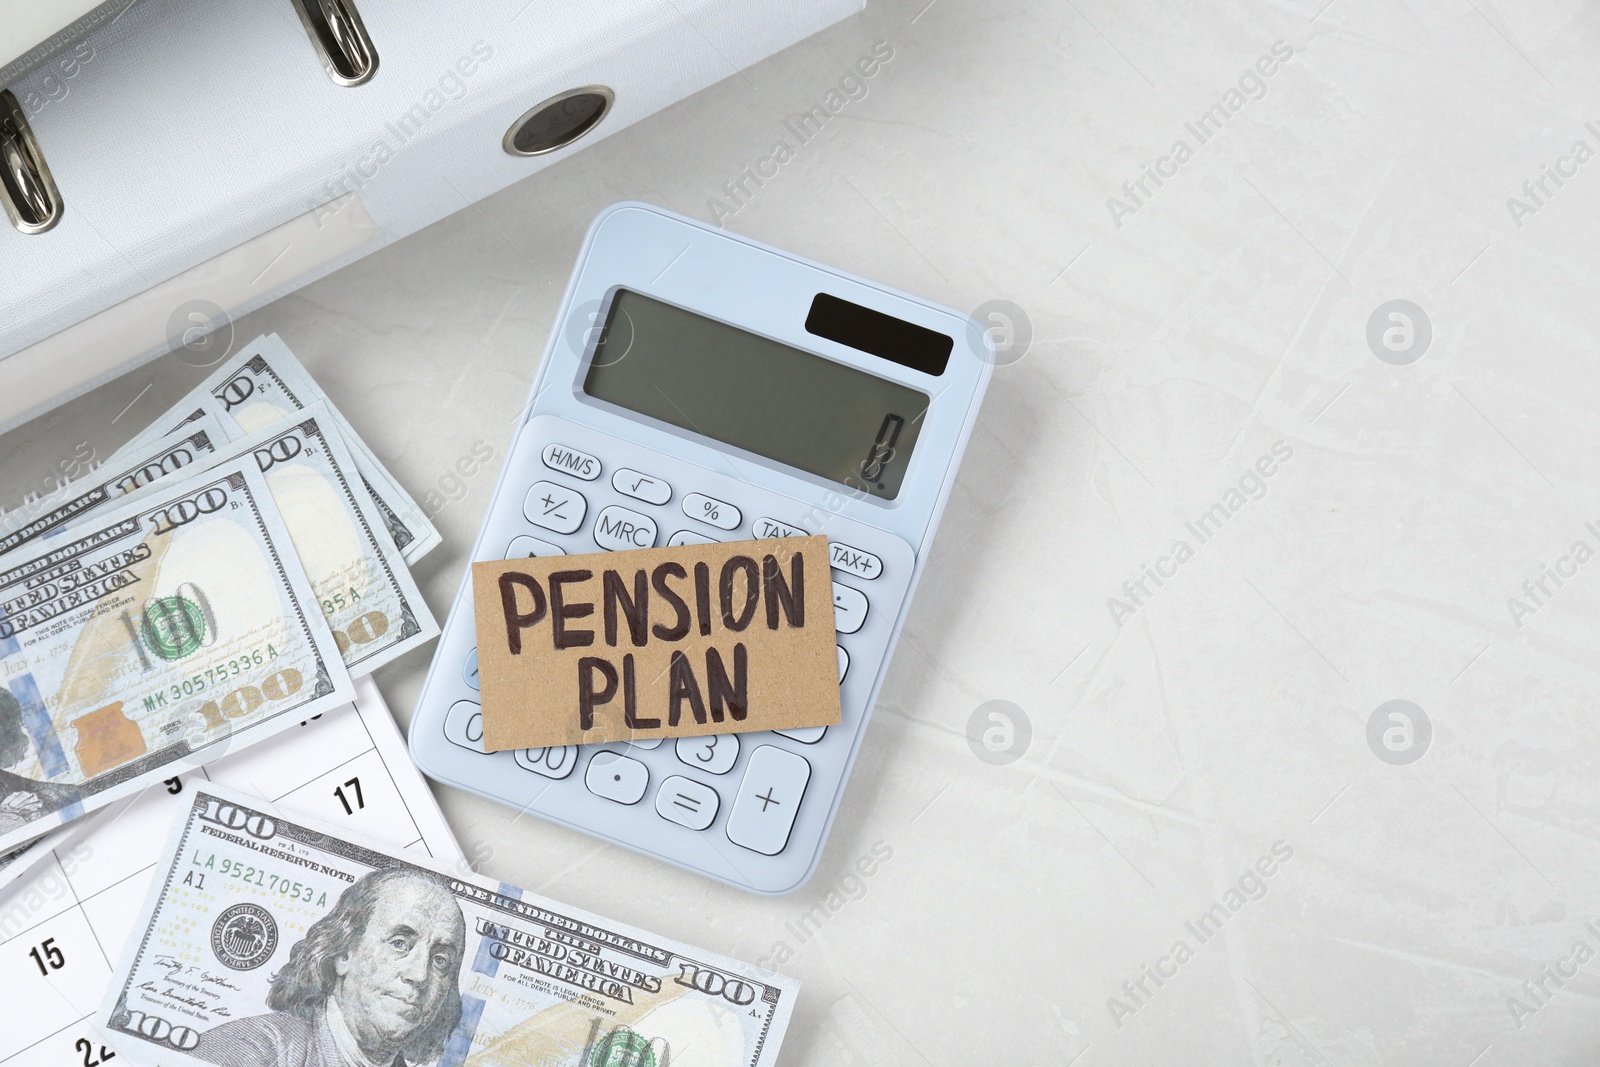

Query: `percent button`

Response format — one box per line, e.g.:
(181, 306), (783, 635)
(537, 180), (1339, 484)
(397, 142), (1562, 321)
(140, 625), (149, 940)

(683, 492), (741, 531)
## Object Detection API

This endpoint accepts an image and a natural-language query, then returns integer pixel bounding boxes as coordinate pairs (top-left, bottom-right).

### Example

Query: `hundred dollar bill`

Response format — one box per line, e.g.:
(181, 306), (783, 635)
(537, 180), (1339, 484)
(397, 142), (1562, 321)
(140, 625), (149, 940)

(0, 460), (354, 853)
(98, 782), (800, 1067)
(0, 415), (228, 557)
(0, 830), (53, 889)
(178, 406), (439, 675)
(143, 335), (441, 565)
(117, 405), (217, 457)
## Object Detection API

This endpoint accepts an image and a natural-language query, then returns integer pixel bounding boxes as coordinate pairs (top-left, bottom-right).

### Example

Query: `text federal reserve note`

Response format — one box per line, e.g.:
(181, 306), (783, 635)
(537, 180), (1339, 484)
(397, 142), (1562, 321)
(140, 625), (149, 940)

(143, 335), (440, 565)
(98, 783), (799, 1067)
(0, 461), (354, 853)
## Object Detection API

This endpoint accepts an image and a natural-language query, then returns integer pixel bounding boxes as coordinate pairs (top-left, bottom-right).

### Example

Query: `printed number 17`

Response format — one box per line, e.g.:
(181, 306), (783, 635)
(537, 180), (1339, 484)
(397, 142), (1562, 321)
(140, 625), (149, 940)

(334, 777), (364, 815)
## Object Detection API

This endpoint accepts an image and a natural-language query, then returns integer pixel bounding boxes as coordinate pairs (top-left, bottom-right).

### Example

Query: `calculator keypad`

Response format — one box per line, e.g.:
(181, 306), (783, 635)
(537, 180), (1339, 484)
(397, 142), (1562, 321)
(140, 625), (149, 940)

(676, 732), (739, 774)
(507, 534), (565, 558)
(754, 517), (806, 539)
(613, 468), (672, 505)
(657, 776), (719, 830)
(832, 582), (868, 634)
(524, 480), (587, 533)
(542, 442), (601, 480)
(445, 700), (485, 753)
(586, 751), (649, 804)
(726, 746), (811, 855)
(515, 745), (578, 780)
(683, 492), (741, 530)
(419, 415), (919, 892)
(828, 541), (883, 580)
(594, 504), (657, 550)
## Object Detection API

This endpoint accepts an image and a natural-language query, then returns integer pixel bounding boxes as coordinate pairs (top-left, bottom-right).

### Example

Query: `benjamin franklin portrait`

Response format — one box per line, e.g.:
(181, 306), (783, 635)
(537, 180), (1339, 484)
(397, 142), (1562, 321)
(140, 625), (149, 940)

(198, 869), (466, 1067)
(0, 685), (81, 837)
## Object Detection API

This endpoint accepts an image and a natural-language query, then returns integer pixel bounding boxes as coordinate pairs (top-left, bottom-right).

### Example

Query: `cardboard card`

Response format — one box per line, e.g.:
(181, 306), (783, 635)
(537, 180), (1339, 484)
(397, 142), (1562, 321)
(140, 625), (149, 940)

(472, 535), (841, 750)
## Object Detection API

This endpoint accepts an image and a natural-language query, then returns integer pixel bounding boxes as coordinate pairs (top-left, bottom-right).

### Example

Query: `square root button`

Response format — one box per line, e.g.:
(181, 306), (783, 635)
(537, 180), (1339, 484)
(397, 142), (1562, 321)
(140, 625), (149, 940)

(726, 746), (811, 855)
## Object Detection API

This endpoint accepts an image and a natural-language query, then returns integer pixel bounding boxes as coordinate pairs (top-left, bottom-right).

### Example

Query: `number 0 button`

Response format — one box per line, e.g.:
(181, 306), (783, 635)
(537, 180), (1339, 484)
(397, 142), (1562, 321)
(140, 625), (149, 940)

(726, 746), (810, 855)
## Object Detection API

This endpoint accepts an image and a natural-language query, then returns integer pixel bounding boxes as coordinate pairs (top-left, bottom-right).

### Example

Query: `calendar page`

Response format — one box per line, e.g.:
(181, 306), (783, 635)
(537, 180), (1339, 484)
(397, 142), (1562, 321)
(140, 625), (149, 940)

(0, 677), (461, 1067)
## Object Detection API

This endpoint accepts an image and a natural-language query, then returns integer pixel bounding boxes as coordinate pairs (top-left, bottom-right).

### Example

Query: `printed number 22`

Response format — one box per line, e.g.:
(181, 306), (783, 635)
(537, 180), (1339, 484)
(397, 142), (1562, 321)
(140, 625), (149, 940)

(28, 937), (65, 976)
(75, 1038), (115, 1066)
(333, 777), (364, 815)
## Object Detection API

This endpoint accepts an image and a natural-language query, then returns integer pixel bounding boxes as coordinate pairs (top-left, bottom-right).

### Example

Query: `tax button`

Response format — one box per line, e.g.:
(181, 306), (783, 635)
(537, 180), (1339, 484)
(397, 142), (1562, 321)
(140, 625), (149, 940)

(754, 517), (807, 539)
(828, 541), (882, 580)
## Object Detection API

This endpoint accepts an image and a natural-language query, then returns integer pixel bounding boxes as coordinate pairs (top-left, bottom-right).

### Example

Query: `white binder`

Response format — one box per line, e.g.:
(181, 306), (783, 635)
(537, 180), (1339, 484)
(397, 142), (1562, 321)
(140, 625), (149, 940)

(0, 0), (861, 432)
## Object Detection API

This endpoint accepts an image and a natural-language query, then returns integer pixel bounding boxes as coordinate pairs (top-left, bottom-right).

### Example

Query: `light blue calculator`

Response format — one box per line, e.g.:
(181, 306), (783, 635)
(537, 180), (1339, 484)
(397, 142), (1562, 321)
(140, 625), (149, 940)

(410, 202), (991, 893)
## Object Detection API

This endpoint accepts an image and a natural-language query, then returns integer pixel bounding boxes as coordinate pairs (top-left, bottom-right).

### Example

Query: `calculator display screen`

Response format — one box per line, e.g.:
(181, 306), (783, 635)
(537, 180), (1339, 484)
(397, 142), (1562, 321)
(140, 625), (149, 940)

(583, 290), (928, 499)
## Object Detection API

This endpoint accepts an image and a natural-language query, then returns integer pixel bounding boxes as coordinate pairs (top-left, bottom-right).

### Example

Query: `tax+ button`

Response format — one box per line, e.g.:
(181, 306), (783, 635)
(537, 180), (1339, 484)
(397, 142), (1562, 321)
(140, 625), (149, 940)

(828, 541), (882, 580)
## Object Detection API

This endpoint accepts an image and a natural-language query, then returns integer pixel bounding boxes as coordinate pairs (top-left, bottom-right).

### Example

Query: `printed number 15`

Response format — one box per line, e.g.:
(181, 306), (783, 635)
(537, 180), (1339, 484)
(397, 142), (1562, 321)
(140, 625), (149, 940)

(28, 937), (65, 976)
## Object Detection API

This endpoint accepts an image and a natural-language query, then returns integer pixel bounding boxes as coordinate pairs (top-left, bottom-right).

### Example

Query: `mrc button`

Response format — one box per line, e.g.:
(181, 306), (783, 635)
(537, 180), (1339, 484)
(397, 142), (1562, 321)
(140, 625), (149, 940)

(541, 442), (600, 481)
(828, 541), (882, 580)
(594, 505), (657, 550)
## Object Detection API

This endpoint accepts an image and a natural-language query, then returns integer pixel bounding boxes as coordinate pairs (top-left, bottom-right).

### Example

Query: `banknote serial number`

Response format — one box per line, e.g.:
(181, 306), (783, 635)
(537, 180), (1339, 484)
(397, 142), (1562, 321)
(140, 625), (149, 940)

(193, 850), (329, 908)
(142, 644), (284, 712)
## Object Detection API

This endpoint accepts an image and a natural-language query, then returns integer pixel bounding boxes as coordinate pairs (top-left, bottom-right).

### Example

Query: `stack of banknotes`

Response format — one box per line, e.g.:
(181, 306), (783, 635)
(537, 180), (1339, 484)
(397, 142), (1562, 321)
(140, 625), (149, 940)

(0, 334), (442, 859)
(0, 335), (799, 1066)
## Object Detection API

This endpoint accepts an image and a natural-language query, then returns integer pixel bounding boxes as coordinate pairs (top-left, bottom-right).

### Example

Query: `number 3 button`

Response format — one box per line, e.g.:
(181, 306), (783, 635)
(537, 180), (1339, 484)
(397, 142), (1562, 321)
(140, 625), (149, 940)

(676, 733), (739, 774)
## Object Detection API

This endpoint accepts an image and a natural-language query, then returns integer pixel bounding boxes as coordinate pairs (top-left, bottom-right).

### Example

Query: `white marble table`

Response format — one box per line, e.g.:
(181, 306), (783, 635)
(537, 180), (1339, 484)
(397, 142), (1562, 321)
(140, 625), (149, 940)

(6, 0), (1600, 1062)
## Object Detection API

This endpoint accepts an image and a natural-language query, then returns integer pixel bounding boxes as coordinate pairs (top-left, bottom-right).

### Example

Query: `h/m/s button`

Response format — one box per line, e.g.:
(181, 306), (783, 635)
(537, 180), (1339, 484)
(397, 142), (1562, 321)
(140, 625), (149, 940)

(542, 442), (600, 480)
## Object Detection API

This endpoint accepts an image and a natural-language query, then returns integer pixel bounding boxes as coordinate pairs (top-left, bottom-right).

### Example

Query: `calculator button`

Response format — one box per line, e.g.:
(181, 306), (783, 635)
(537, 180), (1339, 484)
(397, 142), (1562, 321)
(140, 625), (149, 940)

(585, 751), (649, 804)
(613, 468), (672, 505)
(676, 732), (739, 775)
(524, 481), (587, 534)
(669, 530), (720, 547)
(506, 534), (566, 559)
(594, 505), (657, 551)
(683, 493), (741, 531)
(831, 583), (868, 634)
(656, 776), (720, 831)
(626, 737), (664, 750)
(726, 746), (811, 855)
(542, 442), (601, 481)
(444, 700), (485, 753)
(514, 746), (578, 779)
(838, 645), (849, 683)
(463, 648), (480, 690)
(828, 541), (883, 580)
(754, 517), (807, 539)
(775, 725), (828, 744)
